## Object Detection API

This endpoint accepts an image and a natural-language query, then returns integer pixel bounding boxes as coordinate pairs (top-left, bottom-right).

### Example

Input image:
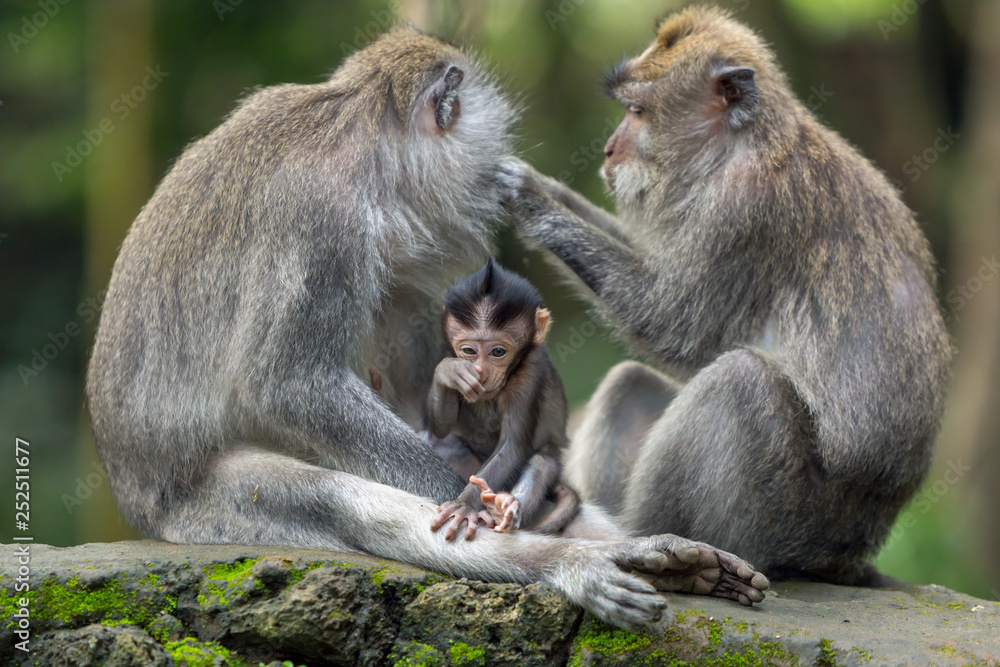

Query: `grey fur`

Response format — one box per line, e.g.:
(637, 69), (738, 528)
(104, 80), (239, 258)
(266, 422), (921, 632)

(500, 8), (950, 584)
(86, 27), (769, 626)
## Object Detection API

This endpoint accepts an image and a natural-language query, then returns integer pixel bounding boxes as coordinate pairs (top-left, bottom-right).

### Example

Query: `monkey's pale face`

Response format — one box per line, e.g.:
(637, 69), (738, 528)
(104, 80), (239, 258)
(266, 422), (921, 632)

(602, 106), (659, 212)
(450, 330), (520, 400)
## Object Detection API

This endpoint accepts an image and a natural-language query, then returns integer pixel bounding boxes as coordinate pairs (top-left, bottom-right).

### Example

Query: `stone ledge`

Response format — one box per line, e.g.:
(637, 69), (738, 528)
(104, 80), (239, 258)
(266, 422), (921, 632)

(1, 541), (997, 666)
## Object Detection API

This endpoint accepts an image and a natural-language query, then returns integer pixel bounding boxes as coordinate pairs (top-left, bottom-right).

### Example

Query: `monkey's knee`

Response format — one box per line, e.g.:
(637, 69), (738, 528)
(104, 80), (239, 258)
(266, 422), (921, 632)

(588, 361), (679, 446)
(566, 361), (679, 514)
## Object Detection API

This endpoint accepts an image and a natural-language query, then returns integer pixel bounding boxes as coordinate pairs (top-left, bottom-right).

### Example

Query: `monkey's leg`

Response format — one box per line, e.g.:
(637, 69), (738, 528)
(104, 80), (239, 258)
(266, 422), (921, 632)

(564, 361), (681, 516)
(158, 448), (764, 626)
(620, 350), (823, 574)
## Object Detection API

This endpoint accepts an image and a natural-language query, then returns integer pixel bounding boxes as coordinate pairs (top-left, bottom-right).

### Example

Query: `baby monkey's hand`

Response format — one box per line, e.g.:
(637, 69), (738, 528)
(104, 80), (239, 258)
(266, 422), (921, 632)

(434, 357), (486, 403)
(471, 475), (522, 533)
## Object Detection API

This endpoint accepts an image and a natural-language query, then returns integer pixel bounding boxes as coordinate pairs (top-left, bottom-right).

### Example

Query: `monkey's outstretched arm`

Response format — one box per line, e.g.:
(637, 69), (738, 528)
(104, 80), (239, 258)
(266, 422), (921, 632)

(501, 159), (710, 362)
(500, 159), (655, 307)
(531, 168), (628, 243)
(156, 448), (766, 626)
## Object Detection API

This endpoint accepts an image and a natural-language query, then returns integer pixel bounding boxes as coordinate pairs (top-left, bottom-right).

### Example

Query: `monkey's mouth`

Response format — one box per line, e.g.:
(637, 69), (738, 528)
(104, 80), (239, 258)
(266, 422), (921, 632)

(601, 162), (616, 192)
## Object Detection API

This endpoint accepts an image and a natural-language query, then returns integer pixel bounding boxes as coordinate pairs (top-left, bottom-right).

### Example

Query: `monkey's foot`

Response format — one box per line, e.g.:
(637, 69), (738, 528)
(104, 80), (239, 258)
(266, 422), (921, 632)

(430, 499), (495, 542)
(613, 535), (769, 607)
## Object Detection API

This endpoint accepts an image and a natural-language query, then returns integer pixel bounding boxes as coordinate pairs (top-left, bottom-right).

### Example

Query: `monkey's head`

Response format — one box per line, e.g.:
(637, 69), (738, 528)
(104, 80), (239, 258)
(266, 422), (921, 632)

(330, 28), (516, 225)
(601, 7), (796, 216)
(442, 258), (551, 401)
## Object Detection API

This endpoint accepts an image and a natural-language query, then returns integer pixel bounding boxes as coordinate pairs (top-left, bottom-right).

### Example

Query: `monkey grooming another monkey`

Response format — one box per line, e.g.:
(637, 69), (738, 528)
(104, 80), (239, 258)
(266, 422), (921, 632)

(501, 7), (950, 585)
(86, 26), (769, 628)
(423, 258), (581, 540)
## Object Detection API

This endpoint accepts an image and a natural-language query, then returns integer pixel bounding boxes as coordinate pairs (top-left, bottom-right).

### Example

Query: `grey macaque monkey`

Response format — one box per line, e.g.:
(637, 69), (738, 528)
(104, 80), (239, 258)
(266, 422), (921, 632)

(501, 8), (951, 585)
(86, 27), (769, 627)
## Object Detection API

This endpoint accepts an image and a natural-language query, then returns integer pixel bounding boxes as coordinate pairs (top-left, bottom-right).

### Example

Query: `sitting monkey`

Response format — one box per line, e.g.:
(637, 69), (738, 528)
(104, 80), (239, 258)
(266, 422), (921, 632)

(424, 258), (581, 540)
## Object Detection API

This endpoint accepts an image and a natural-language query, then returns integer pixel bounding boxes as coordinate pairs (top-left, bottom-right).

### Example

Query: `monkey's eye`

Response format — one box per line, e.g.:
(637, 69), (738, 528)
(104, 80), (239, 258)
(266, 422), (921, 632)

(490, 347), (507, 358)
(460, 346), (476, 356)
(627, 104), (644, 117)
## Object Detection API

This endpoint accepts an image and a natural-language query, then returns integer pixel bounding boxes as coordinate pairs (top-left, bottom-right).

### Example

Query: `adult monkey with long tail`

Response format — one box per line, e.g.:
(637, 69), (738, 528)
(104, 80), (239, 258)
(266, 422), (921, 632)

(501, 8), (950, 585)
(86, 28), (768, 627)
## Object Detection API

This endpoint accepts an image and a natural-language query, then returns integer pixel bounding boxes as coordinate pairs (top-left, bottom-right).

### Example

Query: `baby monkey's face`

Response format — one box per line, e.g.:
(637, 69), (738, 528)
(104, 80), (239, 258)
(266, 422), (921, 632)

(445, 313), (537, 401)
(449, 326), (522, 400)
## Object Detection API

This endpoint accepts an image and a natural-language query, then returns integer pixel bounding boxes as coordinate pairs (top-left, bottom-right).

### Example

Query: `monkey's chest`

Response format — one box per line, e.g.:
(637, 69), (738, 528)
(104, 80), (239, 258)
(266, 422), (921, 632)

(456, 401), (503, 461)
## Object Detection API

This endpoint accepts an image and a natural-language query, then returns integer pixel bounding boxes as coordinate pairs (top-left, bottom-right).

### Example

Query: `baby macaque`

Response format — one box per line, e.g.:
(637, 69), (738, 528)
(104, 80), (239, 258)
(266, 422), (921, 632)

(425, 258), (580, 540)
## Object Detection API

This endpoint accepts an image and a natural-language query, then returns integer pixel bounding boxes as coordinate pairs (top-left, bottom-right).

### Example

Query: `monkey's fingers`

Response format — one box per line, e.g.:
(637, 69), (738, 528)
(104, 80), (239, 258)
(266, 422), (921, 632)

(443, 513), (471, 541)
(470, 475), (492, 493)
(617, 535), (701, 573)
(430, 500), (467, 532)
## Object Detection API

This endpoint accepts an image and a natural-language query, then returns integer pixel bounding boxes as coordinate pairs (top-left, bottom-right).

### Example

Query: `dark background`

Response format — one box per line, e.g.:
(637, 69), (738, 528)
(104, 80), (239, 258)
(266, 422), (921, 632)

(1, 0), (997, 600)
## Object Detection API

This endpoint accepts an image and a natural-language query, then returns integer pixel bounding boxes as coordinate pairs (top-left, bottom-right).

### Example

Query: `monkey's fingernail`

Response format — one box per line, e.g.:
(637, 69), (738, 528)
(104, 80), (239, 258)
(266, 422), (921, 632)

(752, 573), (770, 589)
(645, 553), (670, 570)
(676, 544), (700, 562)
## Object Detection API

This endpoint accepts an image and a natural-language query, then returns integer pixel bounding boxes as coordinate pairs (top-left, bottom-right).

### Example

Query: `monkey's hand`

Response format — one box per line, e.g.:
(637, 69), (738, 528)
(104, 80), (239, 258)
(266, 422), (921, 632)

(470, 475), (521, 532)
(434, 357), (486, 403)
(430, 498), (496, 541)
(613, 535), (770, 607)
(496, 157), (553, 218)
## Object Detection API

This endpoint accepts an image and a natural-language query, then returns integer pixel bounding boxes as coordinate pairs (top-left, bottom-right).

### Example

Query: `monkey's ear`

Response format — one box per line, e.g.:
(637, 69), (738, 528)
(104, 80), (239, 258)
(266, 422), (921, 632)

(433, 65), (464, 131)
(534, 308), (552, 346)
(714, 67), (757, 129)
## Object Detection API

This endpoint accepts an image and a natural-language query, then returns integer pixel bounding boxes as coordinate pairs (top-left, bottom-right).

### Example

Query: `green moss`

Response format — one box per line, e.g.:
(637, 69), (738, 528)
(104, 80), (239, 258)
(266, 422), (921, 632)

(287, 561), (326, 584)
(391, 641), (443, 667)
(816, 638), (840, 667)
(851, 646), (872, 662)
(0, 588), (37, 628)
(30, 574), (174, 628)
(932, 645), (958, 656)
(672, 608), (707, 625)
(448, 642), (485, 666)
(204, 559), (259, 584)
(199, 558), (264, 607)
(569, 620), (653, 666)
(165, 637), (246, 667)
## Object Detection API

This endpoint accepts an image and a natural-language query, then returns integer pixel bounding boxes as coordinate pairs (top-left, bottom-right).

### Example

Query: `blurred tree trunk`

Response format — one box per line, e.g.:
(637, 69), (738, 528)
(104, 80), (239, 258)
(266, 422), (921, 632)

(938, 0), (1000, 585)
(77, 0), (153, 542)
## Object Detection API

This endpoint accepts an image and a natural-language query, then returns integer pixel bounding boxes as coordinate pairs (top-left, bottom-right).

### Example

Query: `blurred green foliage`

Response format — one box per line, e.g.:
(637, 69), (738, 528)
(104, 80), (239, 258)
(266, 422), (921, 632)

(0, 0), (995, 601)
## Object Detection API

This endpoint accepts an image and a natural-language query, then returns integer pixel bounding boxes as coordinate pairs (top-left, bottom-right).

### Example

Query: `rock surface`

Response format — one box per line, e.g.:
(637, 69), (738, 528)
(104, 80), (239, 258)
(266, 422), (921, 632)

(1, 541), (997, 666)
